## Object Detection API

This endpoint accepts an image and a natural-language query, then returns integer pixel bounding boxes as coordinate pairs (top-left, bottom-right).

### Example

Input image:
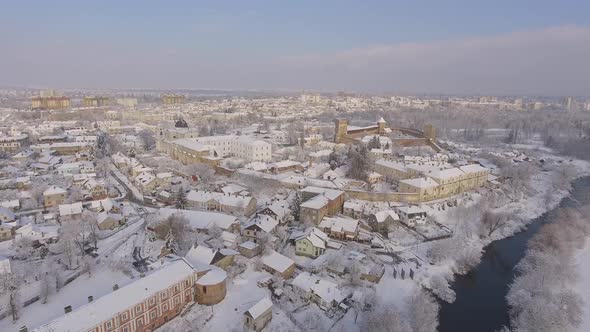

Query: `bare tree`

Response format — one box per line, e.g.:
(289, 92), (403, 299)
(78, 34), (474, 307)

(153, 214), (193, 256)
(480, 210), (508, 237)
(362, 305), (410, 332)
(0, 272), (22, 322)
(407, 288), (440, 332)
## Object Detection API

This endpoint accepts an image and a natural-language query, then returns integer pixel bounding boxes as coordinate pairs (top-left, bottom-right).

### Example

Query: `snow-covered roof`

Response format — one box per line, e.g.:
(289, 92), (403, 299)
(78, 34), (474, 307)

(459, 164), (488, 174)
(185, 245), (217, 266)
(196, 267), (227, 286)
(375, 159), (408, 172)
(399, 177), (439, 189)
(271, 160), (302, 168)
(244, 297), (273, 319)
(157, 208), (238, 231)
(397, 205), (427, 215)
(187, 190), (254, 209)
(58, 202), (83, 217)
(172, 138), (211, 152)
(239, 241), (259, 250)
(244, 215), (279, 233)
(319, 217), (359, 234)
(292, 272), (346, 304)
(300, 195), (329, 210)
(34, 259), (196, 332)
(262, 251), (294, 273)
(43, 186), (67, 196)
(301, 186), (343, 200)
(373, 210), (400, 223)
(428, 167), (464, 180)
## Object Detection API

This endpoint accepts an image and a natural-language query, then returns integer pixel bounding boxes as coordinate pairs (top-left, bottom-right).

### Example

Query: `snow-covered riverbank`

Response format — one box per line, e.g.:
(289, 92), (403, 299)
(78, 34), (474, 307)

(416, 151), (590, 303)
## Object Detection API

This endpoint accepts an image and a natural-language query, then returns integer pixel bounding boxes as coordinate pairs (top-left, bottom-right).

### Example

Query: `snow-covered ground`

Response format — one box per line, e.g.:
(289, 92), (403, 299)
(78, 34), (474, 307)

(573, 239), (590, 331)
(0, 267), (133, 331)
(161, 269), (298, 332)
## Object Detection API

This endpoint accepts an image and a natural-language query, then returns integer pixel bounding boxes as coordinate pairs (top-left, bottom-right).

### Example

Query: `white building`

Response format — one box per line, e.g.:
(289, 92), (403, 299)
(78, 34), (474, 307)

(191, 135), (272, 161)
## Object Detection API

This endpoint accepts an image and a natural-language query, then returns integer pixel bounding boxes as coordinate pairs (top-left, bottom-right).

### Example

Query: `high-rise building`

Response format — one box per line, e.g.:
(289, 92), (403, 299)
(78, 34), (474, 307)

(116, 98), (138, 108)
(162, 94), (186, 104)
(562, 96), (574, 111)
(83, 96), (110, 107)
(31, 96), (71, 110)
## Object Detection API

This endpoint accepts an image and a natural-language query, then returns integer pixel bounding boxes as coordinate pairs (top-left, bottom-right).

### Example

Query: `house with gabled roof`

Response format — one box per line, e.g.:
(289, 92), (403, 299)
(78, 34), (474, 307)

(294, 227), (328, 258)
(244, 297), (273, 331)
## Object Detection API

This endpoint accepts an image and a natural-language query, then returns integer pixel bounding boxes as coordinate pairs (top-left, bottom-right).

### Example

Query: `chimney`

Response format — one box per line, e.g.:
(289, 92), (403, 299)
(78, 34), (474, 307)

(88, 295), (93, 303)
(19, 327), (28, 332)
(64, 305), (72, 314)
(113, 284), (119, 291)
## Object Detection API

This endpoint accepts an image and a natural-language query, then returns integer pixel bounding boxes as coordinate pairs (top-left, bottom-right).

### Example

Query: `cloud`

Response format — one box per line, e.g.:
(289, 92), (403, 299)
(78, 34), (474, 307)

(1, 25), (589, 95)
(277, 25), (590, 95)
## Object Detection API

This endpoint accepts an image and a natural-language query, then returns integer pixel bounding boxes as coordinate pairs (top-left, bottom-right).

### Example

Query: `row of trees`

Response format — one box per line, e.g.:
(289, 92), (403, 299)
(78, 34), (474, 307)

(362, 288), (440, 332)
(507, 207), (590, 332)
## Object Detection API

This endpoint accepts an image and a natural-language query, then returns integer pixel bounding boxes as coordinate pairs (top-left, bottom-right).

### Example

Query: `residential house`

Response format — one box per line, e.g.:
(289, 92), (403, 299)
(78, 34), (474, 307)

(242, 215), (278, 243)
(97, 212), (125, 230)
(291, 272), (347, 310)
(318, 216), (359, 241)
(368, 210), (400, 235)
(397, 206), (428, 227)
(343, 201), (365, 219)
(58, 202), (84, 221)
(84, 178), (108, 200)
(238, 241), (262, 258)
(299, 186), (345, 225)
(43, 186), (67, 207)
(184, 245), (238, 271)
(294, 228), (328, 258)
(244, 298), (273, 332)
(0, 225), (14, 242)
(261, 251), (295, 279)
(187, 190), (257, 217)
(136, 172), (157, 193)
(0, 207), (16, 223)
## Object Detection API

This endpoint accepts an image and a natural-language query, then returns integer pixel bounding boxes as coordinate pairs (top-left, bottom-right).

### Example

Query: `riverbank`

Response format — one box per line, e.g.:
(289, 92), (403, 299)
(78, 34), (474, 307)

(573, 224), (590, 331)
(414, 154), (590, 302)
(439, 176), (590, 331)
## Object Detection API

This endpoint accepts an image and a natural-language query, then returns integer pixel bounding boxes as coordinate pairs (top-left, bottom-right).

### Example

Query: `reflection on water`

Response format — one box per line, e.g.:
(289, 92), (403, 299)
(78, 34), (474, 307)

(438, 177), (590, 332)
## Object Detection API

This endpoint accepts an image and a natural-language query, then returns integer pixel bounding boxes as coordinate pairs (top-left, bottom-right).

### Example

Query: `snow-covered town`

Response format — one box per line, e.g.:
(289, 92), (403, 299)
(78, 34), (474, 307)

(0, 87), (588, 332)
(2, 3), (590, 332)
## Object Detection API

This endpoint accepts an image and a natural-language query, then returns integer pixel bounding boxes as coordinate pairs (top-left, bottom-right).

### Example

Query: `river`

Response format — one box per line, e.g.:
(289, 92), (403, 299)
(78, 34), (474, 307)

(438, 176), (590, 332)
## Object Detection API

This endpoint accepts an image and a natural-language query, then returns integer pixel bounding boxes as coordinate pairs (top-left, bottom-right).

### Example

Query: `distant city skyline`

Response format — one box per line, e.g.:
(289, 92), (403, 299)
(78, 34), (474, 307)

(2, 0), (590, 95)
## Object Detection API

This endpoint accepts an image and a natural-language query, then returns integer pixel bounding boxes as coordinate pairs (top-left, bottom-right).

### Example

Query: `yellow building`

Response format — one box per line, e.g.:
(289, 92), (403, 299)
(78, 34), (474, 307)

(162, 94), (186, 104)
(43, 186), (68, 207)
(83, 96), (110, 107)
(32, 96), (71, 110)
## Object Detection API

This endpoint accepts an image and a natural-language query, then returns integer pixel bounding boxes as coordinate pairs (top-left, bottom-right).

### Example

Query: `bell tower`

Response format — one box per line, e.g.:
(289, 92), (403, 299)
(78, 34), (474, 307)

(334, 119), (348, 143)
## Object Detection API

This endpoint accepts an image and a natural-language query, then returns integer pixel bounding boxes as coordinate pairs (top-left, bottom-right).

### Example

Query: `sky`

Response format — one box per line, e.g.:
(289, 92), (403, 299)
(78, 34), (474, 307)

(1, 0), (590, 95)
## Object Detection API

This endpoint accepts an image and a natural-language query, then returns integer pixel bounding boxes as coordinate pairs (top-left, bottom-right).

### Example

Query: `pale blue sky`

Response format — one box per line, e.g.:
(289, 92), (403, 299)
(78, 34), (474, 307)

(2, 0), (590, 94)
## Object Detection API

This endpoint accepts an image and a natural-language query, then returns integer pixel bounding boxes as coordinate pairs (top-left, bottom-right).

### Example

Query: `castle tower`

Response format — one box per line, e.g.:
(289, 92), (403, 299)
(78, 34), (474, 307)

(377, 117), (386, 135)
(334, 119), (348, 143)
(423, 124), (436, 140)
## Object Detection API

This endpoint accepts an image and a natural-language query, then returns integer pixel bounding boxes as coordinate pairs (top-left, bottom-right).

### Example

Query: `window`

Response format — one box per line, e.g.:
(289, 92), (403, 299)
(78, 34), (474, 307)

(136, 305), (142, 314)
(121, 312), (128, 321)
(203, 286), (207, 294)
(150, 310), (157, 319)
(137, 318), (144, 327)
(175, 297), (180, 304)
(106, 321), (113, 330)
(149, 297), (156, 305)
